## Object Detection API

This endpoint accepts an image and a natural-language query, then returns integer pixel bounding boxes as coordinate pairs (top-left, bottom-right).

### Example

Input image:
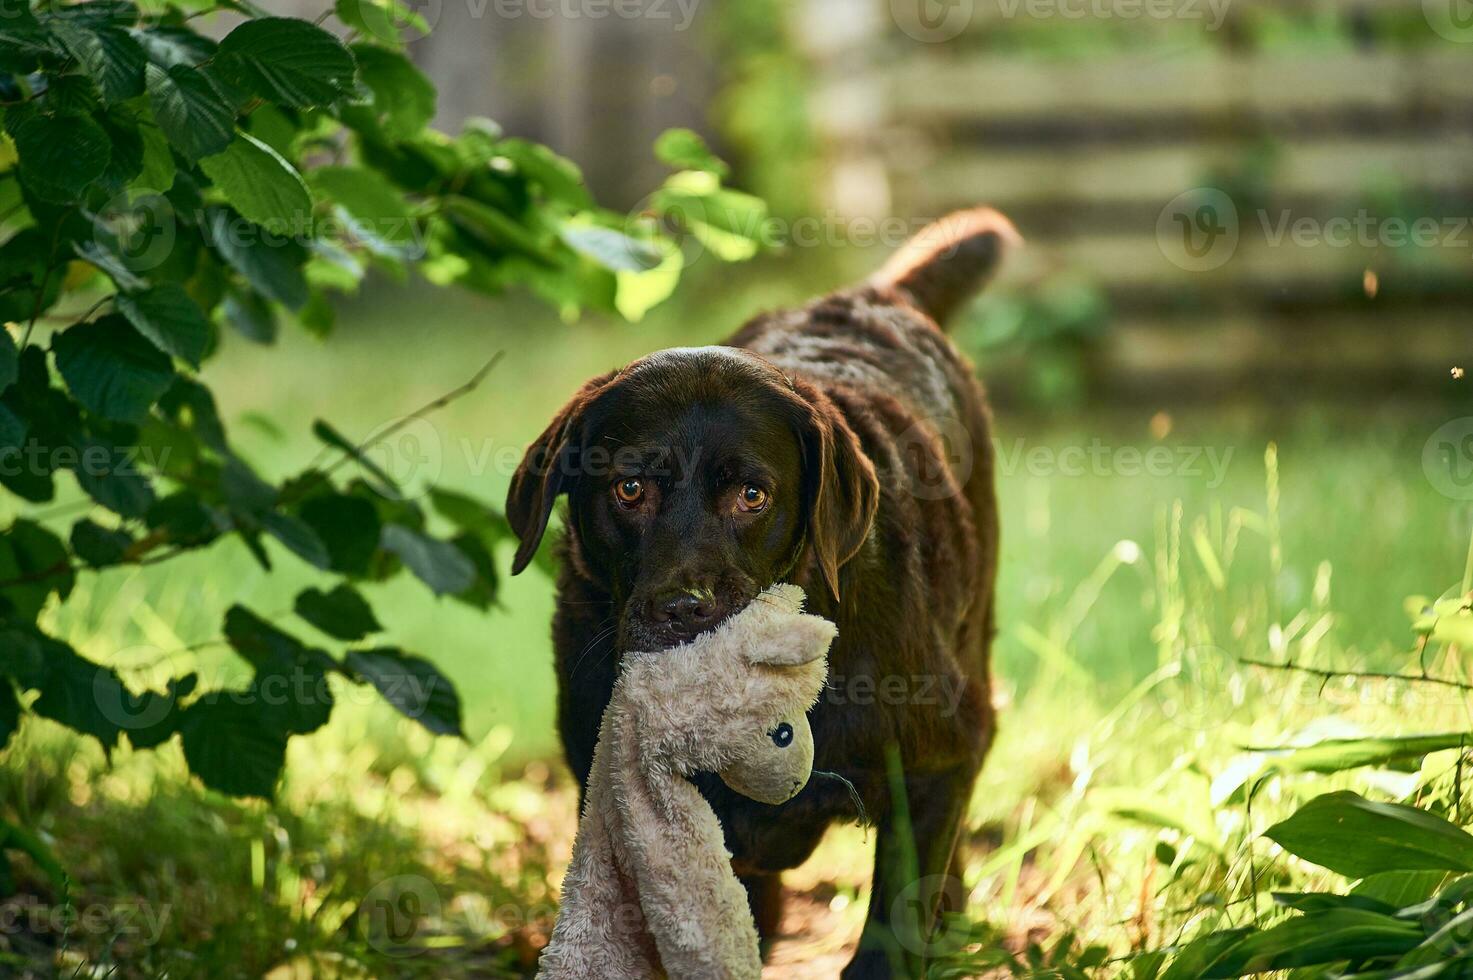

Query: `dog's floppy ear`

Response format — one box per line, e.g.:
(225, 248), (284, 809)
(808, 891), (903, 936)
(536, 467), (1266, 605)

(506, 370), (617, 575)
(791, 378), (879, 601)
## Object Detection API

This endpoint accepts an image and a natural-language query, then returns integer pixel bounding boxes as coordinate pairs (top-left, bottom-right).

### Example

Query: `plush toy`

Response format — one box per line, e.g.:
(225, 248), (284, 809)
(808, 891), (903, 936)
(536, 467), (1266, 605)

(538, 584), (835, 980)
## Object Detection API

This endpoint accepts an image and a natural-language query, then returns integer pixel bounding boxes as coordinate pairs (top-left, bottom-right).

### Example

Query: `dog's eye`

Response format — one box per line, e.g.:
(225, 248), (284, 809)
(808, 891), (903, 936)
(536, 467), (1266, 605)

(736, 483), (768, 513)
(613, 478), (644, 507)
(769, 723), (794, 748)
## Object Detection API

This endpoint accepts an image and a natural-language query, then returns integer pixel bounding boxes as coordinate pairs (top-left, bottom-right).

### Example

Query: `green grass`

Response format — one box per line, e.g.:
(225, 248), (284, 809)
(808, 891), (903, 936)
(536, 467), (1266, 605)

(3, 264), (1471, 976)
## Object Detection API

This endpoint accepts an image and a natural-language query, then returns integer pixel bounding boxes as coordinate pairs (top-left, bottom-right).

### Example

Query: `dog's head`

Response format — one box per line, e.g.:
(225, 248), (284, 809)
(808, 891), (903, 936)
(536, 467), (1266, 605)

(507, 347), (878, 651)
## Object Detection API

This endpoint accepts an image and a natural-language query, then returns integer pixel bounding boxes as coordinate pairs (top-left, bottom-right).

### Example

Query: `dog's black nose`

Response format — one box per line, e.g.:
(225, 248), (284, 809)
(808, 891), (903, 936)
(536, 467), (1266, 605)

(650, 590), (718, 637)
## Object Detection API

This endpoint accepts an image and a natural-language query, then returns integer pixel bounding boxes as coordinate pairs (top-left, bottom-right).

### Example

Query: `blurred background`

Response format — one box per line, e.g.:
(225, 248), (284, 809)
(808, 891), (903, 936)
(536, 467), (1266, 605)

(7, 0), (1473, 975)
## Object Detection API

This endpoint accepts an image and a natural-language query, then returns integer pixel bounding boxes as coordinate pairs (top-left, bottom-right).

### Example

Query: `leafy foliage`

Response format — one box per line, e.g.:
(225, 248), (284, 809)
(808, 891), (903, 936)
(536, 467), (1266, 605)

(0, 0), (753, 804)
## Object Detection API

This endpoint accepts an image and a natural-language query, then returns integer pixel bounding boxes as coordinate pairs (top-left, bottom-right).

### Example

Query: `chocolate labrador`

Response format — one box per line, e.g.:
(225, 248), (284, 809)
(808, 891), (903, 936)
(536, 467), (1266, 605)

(508, 208), (1018, 978)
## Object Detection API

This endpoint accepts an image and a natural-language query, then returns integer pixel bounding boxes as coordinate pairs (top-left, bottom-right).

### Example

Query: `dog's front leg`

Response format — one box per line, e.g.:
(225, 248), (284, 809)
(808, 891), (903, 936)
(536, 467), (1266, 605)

(842, 763), (977, 979)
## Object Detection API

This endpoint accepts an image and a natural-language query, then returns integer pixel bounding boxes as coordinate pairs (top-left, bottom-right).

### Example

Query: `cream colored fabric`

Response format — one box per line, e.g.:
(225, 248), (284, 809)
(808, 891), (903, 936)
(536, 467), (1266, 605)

(538, 584), (834, 980)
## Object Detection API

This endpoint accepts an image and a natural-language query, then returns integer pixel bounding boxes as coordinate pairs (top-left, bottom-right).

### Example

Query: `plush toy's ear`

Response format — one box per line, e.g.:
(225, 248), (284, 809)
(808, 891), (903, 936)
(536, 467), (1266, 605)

(745, 612), (836, 668)
(790, 379), (880, 602)
(506, 370), (618, 575)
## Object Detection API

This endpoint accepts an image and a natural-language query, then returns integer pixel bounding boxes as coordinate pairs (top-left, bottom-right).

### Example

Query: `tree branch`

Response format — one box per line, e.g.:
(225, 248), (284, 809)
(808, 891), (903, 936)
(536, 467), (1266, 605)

(1240, 656), (1473, 693)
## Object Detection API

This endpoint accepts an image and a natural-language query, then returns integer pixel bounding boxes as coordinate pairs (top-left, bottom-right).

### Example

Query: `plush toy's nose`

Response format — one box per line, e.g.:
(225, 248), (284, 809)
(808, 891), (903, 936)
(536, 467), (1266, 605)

(649, 589), (719, 637)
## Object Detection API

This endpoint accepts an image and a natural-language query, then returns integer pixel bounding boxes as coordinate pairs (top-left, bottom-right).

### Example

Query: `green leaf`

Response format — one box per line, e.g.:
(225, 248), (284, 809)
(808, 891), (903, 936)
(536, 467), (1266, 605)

(298, 492), (381, 576)
(444, 196), (553, 264)
(179, 696), (288, 798)
(654, 127), (729, 177)
(48, 18), (147, 103)
(116, 283), (212, 367)
(260, 511), (331, 570)
(69, 518), (133, 567)
(429, 487), (513, 542)
(7, 106), (111, 202)
(199, 133), (311, 236)
(204, 206), (309, 310)
(0, 6), (60, 75)
(560, 222), (663, 273)
(351, 43), (436, 140)
(221, 604), (335, 734)
(70, 435), (156, 518)
(493, 137), (591, 208)
(222, 286), (277, 344)
(0, 520), (73, 623)
(310, 418), (397, 494)
(144, 62), (235, 163)
(1255, 734), (1472, 776)
(30, 636), (126, 749)
(1200, 908), (1422, 977)
(345, 647), (462, 737)
(52, 315), (175, 423)
(333, 0), (430, 47)
(294, 584), (381, 641)
(1265, 792), (1473, 878)
(216, 18), (356, 108)
(310, 165), (416, 250)
(132, 26), (216, 69)
(0, 229), (63, 325)
(615, 239), (681, 321)
(381, 524), (475, 596)
(224, 605), (319, 672)
(448, 531), (497, 610)
(73, 238), (146, 291)
(0, 680), (18, 752)
(145, 491), (224, 546)
(0, 327), (15, 392)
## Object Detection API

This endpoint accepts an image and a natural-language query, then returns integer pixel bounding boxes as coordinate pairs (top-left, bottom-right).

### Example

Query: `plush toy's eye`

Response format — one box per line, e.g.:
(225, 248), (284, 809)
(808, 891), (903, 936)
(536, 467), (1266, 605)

(769, 722), (794, 748)
(613, 478), (644, 508)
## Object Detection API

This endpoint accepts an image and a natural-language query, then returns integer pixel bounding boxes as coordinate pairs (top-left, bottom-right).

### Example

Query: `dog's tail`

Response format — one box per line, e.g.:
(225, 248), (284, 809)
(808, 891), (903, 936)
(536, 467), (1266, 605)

(870, 207), (1021, 328)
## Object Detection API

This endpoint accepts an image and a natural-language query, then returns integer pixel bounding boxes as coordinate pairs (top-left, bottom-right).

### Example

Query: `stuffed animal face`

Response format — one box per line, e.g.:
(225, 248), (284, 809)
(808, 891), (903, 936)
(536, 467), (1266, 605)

(617, 583), (834, 785)
(718, 714), (815, 804)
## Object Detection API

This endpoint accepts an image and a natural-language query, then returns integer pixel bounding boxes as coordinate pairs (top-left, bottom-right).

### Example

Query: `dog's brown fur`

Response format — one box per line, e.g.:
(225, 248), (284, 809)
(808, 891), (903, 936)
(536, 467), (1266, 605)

(510, 207), (1019, 978)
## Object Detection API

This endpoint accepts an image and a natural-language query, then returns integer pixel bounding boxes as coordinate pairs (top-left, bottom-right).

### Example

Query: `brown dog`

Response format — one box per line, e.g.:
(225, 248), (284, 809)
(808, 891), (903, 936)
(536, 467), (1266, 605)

(509, 208), (1017, 978)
